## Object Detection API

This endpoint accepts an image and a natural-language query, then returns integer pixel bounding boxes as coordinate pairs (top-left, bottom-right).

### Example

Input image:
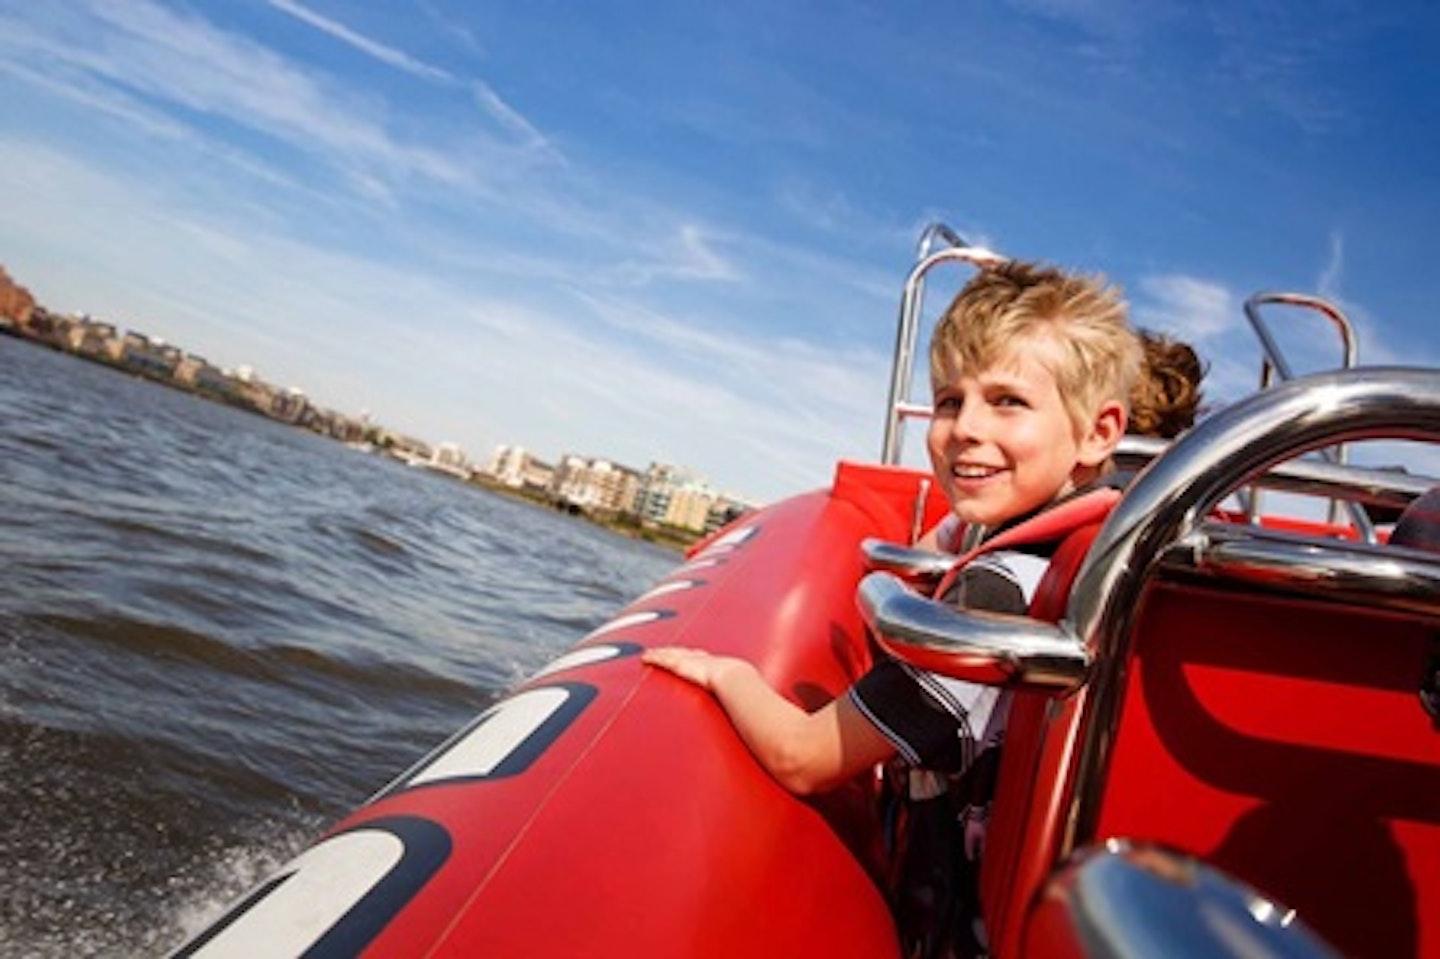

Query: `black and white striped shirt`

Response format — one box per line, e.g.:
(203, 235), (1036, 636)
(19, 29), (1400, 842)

(847, 544), (1052, 774)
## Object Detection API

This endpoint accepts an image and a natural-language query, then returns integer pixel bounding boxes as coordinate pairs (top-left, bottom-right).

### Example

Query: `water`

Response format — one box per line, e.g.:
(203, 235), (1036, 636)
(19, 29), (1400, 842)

(0, 335), (680, 957)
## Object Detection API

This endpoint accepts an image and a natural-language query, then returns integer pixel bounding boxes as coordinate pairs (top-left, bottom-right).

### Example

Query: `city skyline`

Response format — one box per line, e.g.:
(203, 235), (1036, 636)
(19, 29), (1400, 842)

(2, 276), (744, 531)
(1, 3), (1438, 502)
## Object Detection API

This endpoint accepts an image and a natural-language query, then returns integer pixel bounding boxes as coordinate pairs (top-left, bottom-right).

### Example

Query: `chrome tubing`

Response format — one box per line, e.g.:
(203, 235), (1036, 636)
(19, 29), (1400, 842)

(1244, 292), (1365, 533)
(1115, 434), (1432, 512)
(1030, 839), (1341, 958)
(1061, 366), (1440, 855)
(857, 572), (1090, 690)
(1244, 292), (1358, 385)
(860, 537), (957, 588)
(880, 227), (1004, 465)
(1160, 522), (1440, 619)
(916, 221), (965, 260)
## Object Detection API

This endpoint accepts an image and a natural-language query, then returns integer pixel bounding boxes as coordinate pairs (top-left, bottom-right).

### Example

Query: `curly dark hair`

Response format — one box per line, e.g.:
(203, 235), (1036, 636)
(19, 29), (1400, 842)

(1129, 331), (1205, 439)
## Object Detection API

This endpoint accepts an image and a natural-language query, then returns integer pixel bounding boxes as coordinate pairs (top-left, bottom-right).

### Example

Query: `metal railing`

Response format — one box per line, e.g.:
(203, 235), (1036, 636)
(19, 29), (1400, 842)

(879, 223), (1004, 466)
(1028, 839), (1339, 958)
(1243, 292), (1369, 536)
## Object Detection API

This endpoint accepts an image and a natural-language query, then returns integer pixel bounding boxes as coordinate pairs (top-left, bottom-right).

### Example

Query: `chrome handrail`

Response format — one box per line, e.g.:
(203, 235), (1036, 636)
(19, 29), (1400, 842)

(859, 572), (1089, 690)
(880, 224), (1004, 465)
(1159, 522), (1440, 619)
(1245, 292), (1358, 385)
(1030, 839), (1340, 958)
(1061, 366), (1440, 853)
(1244, 292), (1367, 535)
(860, 537), (956, 588)
(915, 221), (965, 260)
(1115, 434), (1430, 513)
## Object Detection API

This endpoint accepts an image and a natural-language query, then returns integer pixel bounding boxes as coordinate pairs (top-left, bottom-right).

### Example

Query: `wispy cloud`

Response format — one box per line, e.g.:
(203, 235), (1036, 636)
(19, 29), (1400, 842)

(1132, 273), (1261, 406)
(266, 1), (562, 169)
(265, 0), (454, 84)
(419, 1), (485, 58)
(610, 224), (744, 286)
(1205, 5), (1352, 135)
(1307, 230), (1406, 368)
(58, 2), (472, 187)
(1317, 229), (1345, 299)
(1134, 274), (1237, 341)
(1, 0), (555, 208)
(471, 80), (548, 149)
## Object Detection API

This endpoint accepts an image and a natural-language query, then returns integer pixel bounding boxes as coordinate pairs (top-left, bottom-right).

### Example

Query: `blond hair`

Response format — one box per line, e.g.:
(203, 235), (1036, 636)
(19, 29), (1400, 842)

(928, 260), (1142, 433)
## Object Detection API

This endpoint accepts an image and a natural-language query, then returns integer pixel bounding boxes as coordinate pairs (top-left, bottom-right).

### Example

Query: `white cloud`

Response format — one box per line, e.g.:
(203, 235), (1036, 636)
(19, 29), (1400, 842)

(0, 1), (518, 201)
(265, 0), (455, 84)
(1317, 229), (1345, 300)
(1134, 273), (1237, 342)
(607, 224), (745, 286)
(470, 80), (558, 158)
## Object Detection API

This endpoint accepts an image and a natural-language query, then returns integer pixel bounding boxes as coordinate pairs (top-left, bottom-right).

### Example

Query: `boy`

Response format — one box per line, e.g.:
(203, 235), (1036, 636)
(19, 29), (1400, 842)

(919, 326), (1203, 552)
(643, 260), (1142, 955)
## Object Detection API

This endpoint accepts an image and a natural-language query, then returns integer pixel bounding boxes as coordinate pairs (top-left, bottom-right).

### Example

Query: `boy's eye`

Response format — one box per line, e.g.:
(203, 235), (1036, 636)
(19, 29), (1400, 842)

(994, 393), (1028, 408)
(934, 395), (962, 413)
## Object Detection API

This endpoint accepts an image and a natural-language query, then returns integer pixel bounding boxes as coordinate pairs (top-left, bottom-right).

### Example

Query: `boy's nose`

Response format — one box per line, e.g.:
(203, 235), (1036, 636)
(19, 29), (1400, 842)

(950, 402), (988, 442)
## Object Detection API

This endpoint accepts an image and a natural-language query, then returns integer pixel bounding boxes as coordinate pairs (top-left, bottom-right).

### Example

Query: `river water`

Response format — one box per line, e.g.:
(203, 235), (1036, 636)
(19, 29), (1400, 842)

(0, 335), (680, 957)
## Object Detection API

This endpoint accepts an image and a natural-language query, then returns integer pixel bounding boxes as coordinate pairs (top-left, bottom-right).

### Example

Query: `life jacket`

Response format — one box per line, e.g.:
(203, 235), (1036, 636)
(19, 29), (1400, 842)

(932, 483), (1123, 603)
(889, 482), (1122, 959)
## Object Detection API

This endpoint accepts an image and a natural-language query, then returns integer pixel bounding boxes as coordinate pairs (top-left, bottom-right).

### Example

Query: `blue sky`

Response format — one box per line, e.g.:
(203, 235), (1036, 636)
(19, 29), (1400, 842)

(1, 1), (1437, 503)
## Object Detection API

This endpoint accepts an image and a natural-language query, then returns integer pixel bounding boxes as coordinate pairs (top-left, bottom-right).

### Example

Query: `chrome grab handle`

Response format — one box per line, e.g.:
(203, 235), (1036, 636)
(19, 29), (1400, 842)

(1161, 522), (1440, 619)
(857, 572), (1090, 692)
(1245, 291), (1359, 385)
(1030, 839), (1341, 958)
(859, 537), (955, 588)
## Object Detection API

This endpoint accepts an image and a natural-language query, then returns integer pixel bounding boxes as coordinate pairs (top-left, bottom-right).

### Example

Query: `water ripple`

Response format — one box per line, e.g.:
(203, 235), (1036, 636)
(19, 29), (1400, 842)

(0, 336), (679, 957)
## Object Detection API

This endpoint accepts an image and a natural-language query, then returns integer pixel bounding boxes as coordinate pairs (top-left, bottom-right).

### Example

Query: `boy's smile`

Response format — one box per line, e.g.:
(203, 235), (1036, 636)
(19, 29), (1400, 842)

(927, 337), (1115, 529)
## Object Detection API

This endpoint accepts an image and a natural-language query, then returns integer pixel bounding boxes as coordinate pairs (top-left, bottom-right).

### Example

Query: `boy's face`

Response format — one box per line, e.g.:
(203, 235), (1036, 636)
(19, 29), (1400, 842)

(927, 337), (1114, 528)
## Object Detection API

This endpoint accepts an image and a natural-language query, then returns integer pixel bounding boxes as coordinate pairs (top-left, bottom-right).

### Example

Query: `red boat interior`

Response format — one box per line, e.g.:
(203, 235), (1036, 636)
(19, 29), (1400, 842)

(861, 228), (1440, 958)
(173, 226), (1438, 958)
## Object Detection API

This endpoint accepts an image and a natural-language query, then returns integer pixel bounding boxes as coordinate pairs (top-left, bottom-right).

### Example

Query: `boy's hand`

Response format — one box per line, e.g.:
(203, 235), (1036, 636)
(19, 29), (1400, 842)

(963, 807), (990, 861)
(642, 646), (744, 692)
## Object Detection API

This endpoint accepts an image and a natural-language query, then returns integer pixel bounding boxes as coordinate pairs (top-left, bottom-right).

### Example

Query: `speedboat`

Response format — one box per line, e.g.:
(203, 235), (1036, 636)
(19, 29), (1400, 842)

(172, 225), (1440, 958)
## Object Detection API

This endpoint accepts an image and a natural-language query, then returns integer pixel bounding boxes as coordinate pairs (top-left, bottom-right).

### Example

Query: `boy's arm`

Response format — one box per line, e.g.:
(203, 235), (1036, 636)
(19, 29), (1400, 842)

(643, 646), (896, 795)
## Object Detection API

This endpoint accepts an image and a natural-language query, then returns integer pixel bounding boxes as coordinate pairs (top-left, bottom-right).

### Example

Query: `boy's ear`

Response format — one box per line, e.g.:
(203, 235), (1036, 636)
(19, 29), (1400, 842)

(1077, 400), (1127, 467)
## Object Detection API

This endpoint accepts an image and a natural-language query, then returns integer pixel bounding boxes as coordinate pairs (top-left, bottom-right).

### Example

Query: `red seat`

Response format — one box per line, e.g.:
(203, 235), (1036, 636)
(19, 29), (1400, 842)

(978, 509), (1440, 959)
(978, 520), (1104, 959)
(1092, 575), (1438, 958)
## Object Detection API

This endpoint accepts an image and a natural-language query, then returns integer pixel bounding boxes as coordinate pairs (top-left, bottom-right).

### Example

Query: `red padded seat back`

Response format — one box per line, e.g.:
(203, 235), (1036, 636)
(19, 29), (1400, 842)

(978, 521), (1104, 959)
(1093, 578), (1440, 959)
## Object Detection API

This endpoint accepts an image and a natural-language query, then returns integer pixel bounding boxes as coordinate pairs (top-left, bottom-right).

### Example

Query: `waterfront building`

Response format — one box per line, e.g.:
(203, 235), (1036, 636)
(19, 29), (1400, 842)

(664, 481), (723, 533)
(428, 441), (471, 479)
(488, 445), (531, 488)
(65, 318), (119, 360)
(174, 354), (238, 401)
(118, 331), (182, 380)
(486, 445), (562, 496)
(552, 455), (640, 514)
